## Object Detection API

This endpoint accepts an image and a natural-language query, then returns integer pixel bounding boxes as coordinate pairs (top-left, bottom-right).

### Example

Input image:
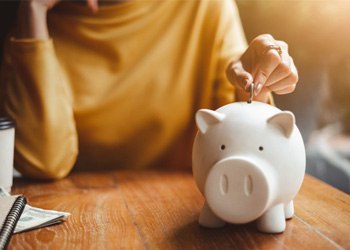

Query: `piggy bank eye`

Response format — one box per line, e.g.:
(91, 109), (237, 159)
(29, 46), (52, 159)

(220, 145), (226, 150)
(259, 146), (264, 151)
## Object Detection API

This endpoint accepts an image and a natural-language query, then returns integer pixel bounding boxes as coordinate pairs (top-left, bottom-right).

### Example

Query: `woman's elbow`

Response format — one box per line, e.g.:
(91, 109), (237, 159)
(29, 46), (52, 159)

(14, 147), (78, 181)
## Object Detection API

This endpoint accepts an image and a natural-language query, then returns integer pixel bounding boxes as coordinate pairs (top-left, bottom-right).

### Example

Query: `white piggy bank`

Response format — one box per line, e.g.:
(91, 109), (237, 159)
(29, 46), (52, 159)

(192, 101), (305, 233)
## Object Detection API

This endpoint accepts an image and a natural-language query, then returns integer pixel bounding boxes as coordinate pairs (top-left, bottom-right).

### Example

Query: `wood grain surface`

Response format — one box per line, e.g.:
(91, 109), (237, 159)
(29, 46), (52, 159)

(8, 171), (350, 250)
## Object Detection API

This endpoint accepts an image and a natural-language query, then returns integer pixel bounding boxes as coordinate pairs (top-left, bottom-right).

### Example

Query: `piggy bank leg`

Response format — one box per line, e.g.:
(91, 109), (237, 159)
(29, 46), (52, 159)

(256, 204), (285, 233)
(199, 201), (226, 228)
(284, 200), (294, 219)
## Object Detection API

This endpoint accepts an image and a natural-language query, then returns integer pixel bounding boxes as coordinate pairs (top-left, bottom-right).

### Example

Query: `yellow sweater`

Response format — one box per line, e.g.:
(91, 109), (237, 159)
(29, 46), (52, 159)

(0, 0), (247, 179)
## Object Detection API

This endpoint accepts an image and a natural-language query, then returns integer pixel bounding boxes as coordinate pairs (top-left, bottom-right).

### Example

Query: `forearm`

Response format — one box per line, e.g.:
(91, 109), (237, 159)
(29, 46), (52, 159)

(3, 39), (78, 179)
(15, 1), (49, 39)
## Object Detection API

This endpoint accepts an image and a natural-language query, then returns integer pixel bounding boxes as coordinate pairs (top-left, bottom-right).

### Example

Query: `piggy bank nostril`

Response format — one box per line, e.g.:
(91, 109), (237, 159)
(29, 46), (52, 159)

(220, 174), (229, 195)
(244, 175), (253, 196)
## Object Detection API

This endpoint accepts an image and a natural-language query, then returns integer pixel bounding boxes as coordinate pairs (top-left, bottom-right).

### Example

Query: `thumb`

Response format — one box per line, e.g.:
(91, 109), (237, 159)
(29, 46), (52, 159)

(226, 60), (253, 91)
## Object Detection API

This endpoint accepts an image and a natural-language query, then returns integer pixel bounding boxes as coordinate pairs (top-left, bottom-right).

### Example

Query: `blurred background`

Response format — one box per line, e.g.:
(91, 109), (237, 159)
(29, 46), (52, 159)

(1, 0), (350, 193)
(236, 0), (350, 193)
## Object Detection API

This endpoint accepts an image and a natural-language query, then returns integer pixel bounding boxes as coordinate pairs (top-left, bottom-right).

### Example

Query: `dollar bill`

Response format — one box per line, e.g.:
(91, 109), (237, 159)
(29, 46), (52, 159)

(0, 187), (70, 233)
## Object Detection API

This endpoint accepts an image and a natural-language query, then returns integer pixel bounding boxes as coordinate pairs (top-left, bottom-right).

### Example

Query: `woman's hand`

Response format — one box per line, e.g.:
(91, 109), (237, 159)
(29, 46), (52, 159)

(16, 0), (98, 39)
(226, 34), (298, 102)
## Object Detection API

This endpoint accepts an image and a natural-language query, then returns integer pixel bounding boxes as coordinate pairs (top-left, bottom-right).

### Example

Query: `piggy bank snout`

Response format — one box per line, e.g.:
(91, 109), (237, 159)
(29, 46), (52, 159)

(204, 157), (273, 224)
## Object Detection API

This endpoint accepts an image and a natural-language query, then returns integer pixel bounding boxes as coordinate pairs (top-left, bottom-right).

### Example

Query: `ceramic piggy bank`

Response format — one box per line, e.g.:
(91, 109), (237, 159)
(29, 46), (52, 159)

(192, 101), (305, 233)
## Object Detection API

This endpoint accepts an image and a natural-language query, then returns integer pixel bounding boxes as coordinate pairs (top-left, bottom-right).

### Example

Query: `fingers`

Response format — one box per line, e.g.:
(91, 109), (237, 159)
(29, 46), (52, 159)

(249, 35), (298, 96)
(266, 65), (298, 95)
(253, 48), (281, 95)
(267, 75), (297, 94)
(265, 56), (298, 88)
(226, 34), (298, 97)
(226, 60), (253, 91)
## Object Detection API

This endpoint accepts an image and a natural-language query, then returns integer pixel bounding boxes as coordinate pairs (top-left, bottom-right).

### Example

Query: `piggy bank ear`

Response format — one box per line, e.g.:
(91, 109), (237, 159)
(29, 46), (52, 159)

(267, 111), (295, 138)
(196, 109), (225, 134)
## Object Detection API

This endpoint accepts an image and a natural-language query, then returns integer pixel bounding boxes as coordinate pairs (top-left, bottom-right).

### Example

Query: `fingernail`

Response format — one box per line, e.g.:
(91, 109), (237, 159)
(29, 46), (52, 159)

(244, 79), (251, 91)
(255, 82), (262, 96)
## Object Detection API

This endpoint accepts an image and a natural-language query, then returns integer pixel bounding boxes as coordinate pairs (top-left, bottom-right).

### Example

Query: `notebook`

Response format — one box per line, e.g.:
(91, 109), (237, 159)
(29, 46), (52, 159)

(0, 195), (26, 249)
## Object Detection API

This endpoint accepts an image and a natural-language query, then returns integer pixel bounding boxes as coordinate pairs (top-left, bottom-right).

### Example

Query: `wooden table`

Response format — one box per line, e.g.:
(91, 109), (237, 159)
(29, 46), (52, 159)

(8, 170), (350, 249)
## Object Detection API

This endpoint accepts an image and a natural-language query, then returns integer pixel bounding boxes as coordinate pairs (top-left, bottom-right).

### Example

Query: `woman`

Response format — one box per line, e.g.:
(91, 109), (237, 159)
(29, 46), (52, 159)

(0, 0), (298, 179)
